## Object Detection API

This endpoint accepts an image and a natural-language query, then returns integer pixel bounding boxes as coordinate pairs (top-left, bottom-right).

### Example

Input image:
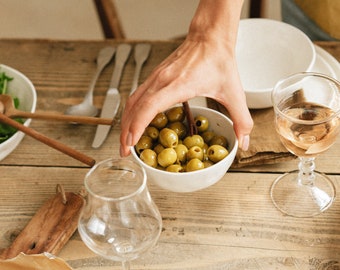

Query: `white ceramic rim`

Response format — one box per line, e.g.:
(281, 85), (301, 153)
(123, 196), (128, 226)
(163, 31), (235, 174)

(238, 18), (316, 93)
(0, 64), (37, 147)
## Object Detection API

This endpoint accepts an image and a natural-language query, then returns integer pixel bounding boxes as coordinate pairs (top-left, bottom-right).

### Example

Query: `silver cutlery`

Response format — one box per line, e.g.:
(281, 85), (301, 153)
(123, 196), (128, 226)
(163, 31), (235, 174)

(92, 44), (132, 148)
(64, 46), (115, 117)
(114, 43), (152, 124)
(129, 43), (151, 95)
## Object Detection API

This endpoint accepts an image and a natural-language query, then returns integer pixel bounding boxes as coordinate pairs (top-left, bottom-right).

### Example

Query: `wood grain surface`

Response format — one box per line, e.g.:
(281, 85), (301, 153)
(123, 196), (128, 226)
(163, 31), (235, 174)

(0, 39), (340, 269)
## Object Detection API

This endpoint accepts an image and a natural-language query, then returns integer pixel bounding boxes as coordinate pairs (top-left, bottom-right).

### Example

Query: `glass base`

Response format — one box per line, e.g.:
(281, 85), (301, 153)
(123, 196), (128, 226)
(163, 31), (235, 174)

(270, 170), (336, 218)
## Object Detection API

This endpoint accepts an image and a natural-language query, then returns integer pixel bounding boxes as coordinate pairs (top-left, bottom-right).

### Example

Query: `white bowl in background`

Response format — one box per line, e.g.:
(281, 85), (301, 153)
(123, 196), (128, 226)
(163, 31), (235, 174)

(131, 106), (238, 193)
(0, 64), (37, 161)
(236, 18), (316, 109)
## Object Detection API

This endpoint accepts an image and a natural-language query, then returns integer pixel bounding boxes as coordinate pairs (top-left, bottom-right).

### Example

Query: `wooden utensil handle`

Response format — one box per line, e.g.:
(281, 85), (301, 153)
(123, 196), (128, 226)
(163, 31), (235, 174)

(182, 101), (197, 136)
(0, 113), (95, 167)
(13, 111), (114, 125)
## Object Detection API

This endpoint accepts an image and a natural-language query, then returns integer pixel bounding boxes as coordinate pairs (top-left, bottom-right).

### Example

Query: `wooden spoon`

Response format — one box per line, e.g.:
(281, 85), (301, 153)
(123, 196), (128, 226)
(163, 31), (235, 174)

(0, 112), (95, 167)
(0, 94), (114, 125)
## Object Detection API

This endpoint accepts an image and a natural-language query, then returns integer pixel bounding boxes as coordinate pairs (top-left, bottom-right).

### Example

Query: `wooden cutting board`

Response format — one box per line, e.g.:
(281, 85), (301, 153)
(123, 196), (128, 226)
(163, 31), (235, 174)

(0, 185), (85, 260)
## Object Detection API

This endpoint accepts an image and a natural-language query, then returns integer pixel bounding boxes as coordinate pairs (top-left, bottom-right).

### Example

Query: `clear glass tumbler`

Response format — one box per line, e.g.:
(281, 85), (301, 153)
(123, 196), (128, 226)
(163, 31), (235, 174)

(78, 158), (162, 269)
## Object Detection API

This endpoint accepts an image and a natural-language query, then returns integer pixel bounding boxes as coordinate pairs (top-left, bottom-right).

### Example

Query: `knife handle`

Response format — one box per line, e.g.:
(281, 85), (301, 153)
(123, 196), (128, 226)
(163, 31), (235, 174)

(109, 44), (132, 89)
(92, 89), (120, 148)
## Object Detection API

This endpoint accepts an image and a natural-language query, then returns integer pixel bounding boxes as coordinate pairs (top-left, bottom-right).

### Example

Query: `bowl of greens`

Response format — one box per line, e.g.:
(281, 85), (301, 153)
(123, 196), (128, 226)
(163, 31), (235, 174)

(0, 64), (37, 161)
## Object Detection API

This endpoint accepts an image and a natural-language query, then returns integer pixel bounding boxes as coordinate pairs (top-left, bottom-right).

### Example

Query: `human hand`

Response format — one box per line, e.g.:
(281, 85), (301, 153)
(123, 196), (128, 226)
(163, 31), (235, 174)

(120, 37), (253, 157)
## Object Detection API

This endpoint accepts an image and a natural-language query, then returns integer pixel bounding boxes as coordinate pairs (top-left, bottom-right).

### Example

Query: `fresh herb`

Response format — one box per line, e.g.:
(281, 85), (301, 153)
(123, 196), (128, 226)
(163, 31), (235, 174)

(0, 71), (24, 143)
(0, 71), (13, 94)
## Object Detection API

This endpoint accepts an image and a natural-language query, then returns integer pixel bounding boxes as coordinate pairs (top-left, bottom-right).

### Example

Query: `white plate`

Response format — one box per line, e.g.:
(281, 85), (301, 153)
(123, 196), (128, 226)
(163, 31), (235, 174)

(312, 45), (340, 80)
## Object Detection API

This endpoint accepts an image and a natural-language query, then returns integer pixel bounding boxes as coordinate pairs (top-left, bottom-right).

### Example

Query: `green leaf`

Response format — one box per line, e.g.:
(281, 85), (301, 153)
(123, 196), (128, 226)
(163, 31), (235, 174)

(0, 72), (13, 94)
(0, 71), (22, 144)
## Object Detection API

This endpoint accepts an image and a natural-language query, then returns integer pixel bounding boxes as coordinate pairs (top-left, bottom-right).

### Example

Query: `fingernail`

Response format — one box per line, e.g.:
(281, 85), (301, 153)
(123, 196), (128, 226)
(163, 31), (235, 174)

(240, 135), (250, 151)
(126, 132), (133, 146)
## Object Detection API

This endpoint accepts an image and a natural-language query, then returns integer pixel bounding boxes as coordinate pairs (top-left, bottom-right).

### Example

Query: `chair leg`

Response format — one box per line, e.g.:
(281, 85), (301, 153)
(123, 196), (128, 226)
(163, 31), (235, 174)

(94, 0), (125, 39)
(250, 0), (263, 18)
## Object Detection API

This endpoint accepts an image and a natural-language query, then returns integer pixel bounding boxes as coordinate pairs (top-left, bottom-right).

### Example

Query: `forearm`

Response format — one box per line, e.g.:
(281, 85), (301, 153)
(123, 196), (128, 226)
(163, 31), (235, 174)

(188, 0), (244, 46)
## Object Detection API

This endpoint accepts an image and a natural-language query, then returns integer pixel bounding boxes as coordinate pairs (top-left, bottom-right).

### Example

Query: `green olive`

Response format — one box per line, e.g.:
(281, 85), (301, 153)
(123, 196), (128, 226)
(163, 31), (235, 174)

(166, 164), (184, 173)
(175, 144), (188, 164)
(201, 131), (216, 144)
(153, 143), (165, 155)
(202, 143), (209, 153)
(187, 146), (204, 161)
(183, 134), (204, 149)
(195, 115), (209, 133)
(143, 126), (159, 141)
(157, 148), (177, 167)
(138, 107), (231, 173)
(167, 121), (187, 139)
(202, 143), (209, 161)
(150, 112), (168, 129)
(186, 158), (204, 172)
(203, 160), (214, 168)
(140, 149), (158, 168)
(159, 128), (178, 148)
(156, 165), (165, 171)
(166, 106), (185, 122)
(135, 135), (153, 155)
(207, 145), (229, 163)
(210, 135), (228, 148)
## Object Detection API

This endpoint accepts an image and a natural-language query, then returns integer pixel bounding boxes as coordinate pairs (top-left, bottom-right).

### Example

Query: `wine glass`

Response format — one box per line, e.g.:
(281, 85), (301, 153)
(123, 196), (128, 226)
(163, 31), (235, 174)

(271, 72), (340, 218)
(78, 158), (162, 269)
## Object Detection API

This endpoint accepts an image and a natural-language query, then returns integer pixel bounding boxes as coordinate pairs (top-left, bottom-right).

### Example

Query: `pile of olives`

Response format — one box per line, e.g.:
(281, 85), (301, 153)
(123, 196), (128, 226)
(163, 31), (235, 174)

(135, 106), (229, 172)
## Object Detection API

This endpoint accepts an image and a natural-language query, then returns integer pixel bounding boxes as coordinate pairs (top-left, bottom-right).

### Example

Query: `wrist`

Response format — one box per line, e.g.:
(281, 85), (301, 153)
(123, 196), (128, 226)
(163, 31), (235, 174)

(187, 0), (243, 46)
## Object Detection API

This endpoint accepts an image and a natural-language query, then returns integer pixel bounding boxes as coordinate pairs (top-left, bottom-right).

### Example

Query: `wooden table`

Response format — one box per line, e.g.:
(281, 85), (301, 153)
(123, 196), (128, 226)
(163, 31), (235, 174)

(0, 39), (340, 269)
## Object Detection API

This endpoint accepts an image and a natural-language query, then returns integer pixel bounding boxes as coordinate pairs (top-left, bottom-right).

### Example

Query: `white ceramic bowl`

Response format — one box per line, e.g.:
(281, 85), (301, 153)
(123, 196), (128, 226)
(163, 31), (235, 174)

(236, 18), (316, 109)
(131, 106), (238, 193)
(0, 64), (37, 161)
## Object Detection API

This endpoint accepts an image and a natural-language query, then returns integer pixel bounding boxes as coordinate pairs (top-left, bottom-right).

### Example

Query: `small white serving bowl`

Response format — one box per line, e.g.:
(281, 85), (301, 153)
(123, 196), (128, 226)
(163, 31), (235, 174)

(236, 18), (316, 109)
(131, 106), (238, 193)
(0, 64), (37, 161)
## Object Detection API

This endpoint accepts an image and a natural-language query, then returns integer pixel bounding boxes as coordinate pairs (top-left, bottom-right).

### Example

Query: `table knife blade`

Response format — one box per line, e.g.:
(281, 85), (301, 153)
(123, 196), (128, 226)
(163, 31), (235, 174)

(92, 44), (132, 148)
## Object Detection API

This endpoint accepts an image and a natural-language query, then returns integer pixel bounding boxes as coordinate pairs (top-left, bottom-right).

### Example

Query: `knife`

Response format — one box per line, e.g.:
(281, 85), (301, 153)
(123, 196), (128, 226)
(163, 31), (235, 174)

(92, 44), (132, 148)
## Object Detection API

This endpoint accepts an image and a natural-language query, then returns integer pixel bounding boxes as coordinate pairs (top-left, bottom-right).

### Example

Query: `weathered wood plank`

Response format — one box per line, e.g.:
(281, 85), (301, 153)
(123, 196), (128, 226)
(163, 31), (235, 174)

(1, 166), (339, 268)
(0, 39), (340, 269)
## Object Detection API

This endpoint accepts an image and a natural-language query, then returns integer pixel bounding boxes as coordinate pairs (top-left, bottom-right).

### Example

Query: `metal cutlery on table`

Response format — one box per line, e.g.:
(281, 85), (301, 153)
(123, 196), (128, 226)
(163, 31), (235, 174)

(129, 43), (151, 96)
(91, 43), (152, 148)
(117, 44), (152, 120)
(92, 44), (132, 148)
(64, 46), (115, 118)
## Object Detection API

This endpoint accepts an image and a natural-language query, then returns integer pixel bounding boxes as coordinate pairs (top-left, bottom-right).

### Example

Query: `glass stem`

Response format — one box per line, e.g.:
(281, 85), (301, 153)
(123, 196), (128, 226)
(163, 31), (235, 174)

(122, 261), (130, 270)
(298, 157), (316, 186)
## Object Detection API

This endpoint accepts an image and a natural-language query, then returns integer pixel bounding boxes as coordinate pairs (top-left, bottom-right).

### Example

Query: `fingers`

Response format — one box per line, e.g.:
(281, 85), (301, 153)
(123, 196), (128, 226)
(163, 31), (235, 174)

(119, 40), (254, 156)
(217, 82), (253, 151)
(226, 100), (253, 151)
(120, 80), (194, 157)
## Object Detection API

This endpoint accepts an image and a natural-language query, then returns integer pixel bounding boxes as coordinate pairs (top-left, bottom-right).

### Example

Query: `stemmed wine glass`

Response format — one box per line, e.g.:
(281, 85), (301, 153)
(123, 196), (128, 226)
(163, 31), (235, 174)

(78, 158), (162, 269)
(271, 72), (340, 217)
